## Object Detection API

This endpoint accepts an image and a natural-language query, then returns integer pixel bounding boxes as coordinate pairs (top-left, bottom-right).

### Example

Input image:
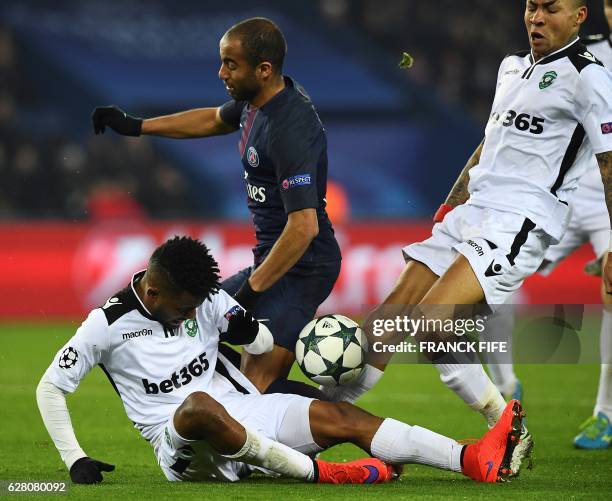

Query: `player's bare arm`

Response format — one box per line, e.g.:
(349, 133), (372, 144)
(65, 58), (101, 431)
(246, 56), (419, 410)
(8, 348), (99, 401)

(92, 105), (237, 138)
(596, 150), (612, 293)
(141, 107), (237, 138)
(444, 139), (484, 208)
(597, 151), (612, 226)
(247, 208), (318, 293)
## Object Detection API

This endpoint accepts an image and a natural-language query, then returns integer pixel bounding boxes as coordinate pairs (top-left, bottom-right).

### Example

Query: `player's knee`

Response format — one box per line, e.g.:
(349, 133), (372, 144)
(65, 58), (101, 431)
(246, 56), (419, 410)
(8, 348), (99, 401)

(178, 391), (230, 433)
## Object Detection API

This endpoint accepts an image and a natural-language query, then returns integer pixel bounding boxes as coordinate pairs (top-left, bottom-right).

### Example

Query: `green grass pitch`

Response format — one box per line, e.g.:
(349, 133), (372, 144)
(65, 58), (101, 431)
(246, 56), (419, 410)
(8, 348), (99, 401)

(0, 322), (610, 500)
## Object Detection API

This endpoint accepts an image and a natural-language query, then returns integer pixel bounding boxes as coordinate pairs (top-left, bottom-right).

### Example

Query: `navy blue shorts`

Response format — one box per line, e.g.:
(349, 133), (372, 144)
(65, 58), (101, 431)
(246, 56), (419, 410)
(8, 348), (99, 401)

(221, 260), (341, 352)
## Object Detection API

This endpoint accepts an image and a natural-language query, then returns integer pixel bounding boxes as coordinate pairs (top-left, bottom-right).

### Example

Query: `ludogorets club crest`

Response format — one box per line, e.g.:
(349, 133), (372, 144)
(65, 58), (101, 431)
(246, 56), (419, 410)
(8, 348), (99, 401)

(184, 319), (198, 337)
(539, 71), (557, 90)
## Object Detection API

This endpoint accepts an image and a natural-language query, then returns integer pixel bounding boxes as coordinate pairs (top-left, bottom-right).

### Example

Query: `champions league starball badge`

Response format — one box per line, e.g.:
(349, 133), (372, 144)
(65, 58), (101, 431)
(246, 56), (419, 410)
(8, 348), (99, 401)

(59, 347), (79, 369)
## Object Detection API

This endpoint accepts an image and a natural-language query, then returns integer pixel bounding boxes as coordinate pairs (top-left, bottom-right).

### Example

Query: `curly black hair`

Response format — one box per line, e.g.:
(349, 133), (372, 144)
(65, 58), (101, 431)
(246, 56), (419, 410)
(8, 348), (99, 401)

(149, 236), (221, 299)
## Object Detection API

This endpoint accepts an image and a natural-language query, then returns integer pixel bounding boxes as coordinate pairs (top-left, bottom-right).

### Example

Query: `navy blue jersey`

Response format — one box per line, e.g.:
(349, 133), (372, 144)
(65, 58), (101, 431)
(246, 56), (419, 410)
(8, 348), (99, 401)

(220, 76), (340, 266)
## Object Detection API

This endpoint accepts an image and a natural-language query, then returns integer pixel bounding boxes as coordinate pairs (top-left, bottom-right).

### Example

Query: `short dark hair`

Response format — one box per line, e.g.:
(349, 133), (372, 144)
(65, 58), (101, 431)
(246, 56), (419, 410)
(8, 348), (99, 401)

(224, 17), (287, 73)
(149, 236), (220, 299)
(574, 0), (587, 7)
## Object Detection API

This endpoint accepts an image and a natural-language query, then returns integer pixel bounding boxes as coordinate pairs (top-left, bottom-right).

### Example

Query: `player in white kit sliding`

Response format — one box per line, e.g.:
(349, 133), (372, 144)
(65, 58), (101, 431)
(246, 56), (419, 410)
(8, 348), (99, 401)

(322, 0), (612, 475)
(36, 237), (525, 485)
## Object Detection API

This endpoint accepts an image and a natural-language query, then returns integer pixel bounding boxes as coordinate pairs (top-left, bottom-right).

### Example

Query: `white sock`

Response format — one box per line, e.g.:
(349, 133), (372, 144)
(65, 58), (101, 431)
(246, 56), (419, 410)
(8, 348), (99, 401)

(370, 418), (462, 473)
(488, 364), (518, 396)
(594, 309), (612, 419)
(480, 304), (518, 395)
(320, 364), (384, 403)
(594, 364), (612, 420)
(436, 363), (506, 428)
(223, 428), (315, 481)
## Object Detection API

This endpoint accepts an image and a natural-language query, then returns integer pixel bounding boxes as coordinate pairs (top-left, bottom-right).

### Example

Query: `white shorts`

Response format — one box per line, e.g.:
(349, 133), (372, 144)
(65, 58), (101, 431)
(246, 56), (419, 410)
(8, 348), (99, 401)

(153, 392), (316, 482)
(540, 186), (609, 275)
(403, 205), (552, 305)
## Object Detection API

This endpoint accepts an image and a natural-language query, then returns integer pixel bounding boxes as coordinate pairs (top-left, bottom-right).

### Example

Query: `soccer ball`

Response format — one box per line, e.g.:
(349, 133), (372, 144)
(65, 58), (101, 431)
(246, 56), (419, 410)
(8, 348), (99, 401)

(295, 314), (367, 386)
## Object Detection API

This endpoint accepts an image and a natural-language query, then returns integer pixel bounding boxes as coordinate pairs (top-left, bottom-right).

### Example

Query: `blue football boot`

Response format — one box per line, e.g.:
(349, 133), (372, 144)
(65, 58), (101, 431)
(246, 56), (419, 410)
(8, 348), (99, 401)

(573, 412), (612, 449)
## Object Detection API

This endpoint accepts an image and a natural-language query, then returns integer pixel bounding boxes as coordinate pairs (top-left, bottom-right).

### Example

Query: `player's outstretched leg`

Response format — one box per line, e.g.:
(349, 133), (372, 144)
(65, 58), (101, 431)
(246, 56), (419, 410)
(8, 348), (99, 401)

(480, 294), (523, 401)
(417, 257), (533, 476)
(173, 391), (394, 484)
(320, 257), (533, 476)
(308, 398), (525, 483)
(320, 260), (438, 403)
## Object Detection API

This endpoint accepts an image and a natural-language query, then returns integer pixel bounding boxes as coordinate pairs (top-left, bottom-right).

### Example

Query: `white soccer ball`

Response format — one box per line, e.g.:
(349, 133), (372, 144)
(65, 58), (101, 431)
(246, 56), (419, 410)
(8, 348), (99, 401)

(295, 314), (367, 386)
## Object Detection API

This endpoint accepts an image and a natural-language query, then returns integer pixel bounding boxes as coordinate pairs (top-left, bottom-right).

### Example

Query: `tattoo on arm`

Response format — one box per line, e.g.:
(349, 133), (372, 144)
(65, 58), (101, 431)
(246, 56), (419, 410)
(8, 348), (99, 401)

(444, 139), (485, 207)
(596, 151), (612, 227)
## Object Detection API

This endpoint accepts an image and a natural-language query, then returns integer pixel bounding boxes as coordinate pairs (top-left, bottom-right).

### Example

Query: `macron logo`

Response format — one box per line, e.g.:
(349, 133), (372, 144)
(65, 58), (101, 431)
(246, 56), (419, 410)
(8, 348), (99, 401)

(466, 240), (485, 257)
(103, 297), (122, 309)
(578, 51), (597, 63)
(122, 328), (153, 340)
(485, 260), (504, 277)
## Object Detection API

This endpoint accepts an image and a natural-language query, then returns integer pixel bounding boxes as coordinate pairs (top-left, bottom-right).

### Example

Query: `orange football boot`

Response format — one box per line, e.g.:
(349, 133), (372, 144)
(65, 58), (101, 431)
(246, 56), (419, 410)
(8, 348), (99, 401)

(462, 399), (525, 482)
(315, 457), (394, 484)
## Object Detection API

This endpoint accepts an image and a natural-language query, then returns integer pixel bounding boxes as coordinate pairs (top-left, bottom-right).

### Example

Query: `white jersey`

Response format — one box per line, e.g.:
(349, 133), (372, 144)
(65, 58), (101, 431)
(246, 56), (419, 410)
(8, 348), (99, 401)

(585, 33), (612, 77)
(467, 37), (612, 242)
(578, 34), (612, 196)
(43, 271), (257, 442)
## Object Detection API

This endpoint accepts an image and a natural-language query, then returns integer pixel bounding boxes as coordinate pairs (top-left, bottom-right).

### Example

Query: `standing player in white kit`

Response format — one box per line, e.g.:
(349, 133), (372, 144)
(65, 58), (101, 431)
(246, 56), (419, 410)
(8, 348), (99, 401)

(481, 0), (612, 450)
(322, 0), (612, 474)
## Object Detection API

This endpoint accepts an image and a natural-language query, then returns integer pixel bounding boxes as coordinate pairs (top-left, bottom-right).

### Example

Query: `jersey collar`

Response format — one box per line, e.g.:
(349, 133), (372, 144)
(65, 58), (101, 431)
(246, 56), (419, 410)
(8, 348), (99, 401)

(130, 270), (157, 321)
(529, 36), (580, 66)
(260, 76), (294, 111)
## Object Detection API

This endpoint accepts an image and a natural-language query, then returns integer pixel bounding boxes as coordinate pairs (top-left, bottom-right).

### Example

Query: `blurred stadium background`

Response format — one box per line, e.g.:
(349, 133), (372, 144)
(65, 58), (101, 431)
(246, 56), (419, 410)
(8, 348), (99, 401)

(0, 0), (609, 320)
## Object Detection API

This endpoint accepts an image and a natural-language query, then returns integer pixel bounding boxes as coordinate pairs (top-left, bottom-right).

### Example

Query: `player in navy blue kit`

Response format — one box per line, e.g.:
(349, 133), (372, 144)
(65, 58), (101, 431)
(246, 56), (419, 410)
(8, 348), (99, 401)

(91, 17), (341, 393)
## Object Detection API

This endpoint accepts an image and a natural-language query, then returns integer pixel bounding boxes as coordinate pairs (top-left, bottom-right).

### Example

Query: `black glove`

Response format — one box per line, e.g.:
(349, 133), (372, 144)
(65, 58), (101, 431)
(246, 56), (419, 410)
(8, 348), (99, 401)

(69, 457), (115, 484)
(92, 105), (142, 136)
(233, 279), (262, 311)
(220, 308), (259, 345)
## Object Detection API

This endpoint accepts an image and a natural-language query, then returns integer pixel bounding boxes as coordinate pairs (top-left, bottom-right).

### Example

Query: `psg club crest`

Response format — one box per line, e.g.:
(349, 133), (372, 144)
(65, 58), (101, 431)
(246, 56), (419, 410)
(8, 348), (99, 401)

(539, 71), (557, 90)
(247, 146), (259, 168)
(184, 319), (198, 337)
